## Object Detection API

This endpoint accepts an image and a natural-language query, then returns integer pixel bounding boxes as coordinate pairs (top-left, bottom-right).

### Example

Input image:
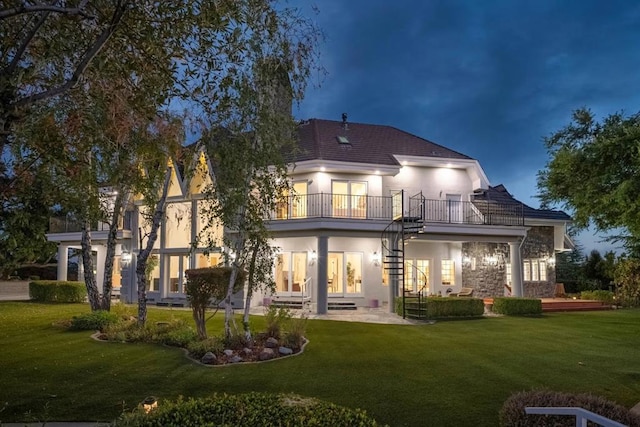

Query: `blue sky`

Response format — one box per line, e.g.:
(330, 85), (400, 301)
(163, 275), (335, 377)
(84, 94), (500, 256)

(291, 0), (640, 254)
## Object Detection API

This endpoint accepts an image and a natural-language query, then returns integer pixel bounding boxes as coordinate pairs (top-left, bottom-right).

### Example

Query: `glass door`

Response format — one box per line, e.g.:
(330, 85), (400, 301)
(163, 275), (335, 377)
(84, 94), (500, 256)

(275, 252), (307, 296)
(405, 259), (430, 294)
(328, 252), (363, 296)
(167, 254), (190, 296)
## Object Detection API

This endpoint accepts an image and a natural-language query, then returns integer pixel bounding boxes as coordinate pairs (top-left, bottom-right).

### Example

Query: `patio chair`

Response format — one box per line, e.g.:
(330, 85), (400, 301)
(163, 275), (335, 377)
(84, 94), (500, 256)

(451, 287), (474, 297)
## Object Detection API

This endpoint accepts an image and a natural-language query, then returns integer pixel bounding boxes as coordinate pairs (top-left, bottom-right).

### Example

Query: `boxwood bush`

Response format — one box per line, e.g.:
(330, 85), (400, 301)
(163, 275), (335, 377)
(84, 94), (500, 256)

(29, 280), (86, 303)
(580, 290), (615, 304)
(116, 392), (384, 427)
(395, 297), (484, 318)
(492, 297), (542, 315)
(70, 310), (119, 331)
(499, 390), (640, 427)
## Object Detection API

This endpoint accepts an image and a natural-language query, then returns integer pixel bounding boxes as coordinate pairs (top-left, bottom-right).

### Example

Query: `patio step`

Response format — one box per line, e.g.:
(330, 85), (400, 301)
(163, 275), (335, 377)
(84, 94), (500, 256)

(270, 300), (304, 310)
(328, 301), (357, 310)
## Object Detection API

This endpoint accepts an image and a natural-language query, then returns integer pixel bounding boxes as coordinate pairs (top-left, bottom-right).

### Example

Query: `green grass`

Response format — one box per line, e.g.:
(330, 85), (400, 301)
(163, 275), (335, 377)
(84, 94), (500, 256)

(1, 303), (640, 426)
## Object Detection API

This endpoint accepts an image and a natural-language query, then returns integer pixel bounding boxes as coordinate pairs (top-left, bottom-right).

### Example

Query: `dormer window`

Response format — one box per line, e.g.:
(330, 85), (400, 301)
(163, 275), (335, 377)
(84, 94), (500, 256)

(336, 136), (350, 144)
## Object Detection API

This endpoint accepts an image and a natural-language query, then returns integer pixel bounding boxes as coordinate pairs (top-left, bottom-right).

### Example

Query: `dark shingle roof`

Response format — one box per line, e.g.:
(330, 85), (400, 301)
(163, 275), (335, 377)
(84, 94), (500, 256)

(294, 119), (473, 165)
(473, 184), (571, 221)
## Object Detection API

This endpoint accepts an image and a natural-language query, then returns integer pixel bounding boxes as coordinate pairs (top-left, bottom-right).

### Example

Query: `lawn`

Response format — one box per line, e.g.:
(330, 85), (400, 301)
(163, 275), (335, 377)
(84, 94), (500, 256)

(0, 302), (639, 426)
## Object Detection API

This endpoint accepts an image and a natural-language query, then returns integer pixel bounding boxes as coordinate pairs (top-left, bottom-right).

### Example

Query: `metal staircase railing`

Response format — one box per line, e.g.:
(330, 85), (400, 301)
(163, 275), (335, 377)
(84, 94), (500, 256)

(381, 190), (428, 319)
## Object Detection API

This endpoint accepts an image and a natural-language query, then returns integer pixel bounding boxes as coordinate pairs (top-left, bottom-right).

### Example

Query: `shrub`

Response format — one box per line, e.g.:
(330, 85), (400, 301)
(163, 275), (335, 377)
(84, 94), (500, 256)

(499, 390), (640, 427)
(116, 392), (383, 427)
(580, 290), (615, 304)
(492, 297), (542, 315)
(187, 337), (224, 359)
(395, 297), (484, 318)
(184, 267), (246, 339)
(29, 280), (86, 303)
(70, 311), (119, 331)
(158, 325), (198, 348)
(264, 305), (292, 339)
(283, 315), (308, 350)
(615, 258), (640, 307)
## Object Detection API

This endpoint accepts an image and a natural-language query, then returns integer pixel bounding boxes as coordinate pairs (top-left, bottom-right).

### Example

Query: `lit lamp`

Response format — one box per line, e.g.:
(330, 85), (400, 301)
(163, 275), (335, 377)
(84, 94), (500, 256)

(309, 250), (317, 266)
(547, 256), (556, 267)
(121, 251), (132, 264)
(142, 396), (158, 413)
(372, 251), (381, 267)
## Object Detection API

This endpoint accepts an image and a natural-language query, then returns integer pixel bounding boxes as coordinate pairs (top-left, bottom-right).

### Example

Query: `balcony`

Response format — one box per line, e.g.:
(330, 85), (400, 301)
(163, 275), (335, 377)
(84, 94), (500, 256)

(48, 212), (133, 234)
(268, 193), (524, 226)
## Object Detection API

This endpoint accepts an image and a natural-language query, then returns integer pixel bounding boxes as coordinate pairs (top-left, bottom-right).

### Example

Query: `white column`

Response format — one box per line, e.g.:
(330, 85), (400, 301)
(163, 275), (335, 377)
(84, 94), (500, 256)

(316, 235), (329, 314)
(57, 245), (68, 281)
(510, 241), (523, 297)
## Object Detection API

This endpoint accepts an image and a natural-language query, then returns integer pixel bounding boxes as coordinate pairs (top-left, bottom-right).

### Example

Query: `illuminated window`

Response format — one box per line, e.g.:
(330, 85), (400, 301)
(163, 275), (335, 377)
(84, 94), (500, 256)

(539, 260), (547, 281)
(441, 260), (455, 285)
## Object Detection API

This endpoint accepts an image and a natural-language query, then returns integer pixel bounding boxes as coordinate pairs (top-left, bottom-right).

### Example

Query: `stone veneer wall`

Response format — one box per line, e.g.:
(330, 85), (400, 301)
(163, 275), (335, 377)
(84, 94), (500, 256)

(461, 242), (509, 298)
(521, 226), (556, 298)
(461, 226), (557, 298)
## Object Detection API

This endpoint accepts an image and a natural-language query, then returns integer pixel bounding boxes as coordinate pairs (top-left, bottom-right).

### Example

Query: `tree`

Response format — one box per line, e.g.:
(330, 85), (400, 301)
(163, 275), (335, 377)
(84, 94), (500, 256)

(199, 4), (322, 340)
(537, 108), (640, 253)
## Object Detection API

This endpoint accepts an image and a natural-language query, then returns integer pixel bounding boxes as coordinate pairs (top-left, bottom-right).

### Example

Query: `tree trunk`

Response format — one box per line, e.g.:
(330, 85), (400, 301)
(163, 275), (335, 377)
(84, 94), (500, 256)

(135, 169), (171, 327)
(80, 223), (101, 311)
(193, 306), (207, 340)
(101, 189), (125, 311)
(243, 244), (259, 342)
(224, 237), (245, 340)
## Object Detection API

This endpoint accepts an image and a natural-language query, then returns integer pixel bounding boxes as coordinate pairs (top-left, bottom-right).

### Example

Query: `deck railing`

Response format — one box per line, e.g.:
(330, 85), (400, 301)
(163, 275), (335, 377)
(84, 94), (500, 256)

(48, 212), (133, 233)
(525, 407), (626, 427)
(269, 193), (524, 226)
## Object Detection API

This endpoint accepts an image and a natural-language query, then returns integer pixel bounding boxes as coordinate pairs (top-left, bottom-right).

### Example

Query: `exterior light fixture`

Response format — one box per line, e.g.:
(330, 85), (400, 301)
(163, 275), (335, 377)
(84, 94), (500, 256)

(121, 251), (132, 264)
(547, 256), (556, 266)
(309, 250), (317, 266)
(372, 251), (381, 267)
(142, 396), (158, 413)
(485, 255), (498, 266)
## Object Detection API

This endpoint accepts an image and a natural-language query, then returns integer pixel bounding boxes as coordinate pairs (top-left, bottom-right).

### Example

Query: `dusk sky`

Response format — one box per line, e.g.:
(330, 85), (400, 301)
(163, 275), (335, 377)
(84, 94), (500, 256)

(291, 0), (640, 254)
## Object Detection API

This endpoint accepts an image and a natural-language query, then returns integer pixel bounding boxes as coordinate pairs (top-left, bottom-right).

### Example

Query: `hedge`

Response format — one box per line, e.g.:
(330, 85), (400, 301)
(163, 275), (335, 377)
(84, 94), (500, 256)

(499, 390), (640, 427)
(492, 297), (542, 315)
(116, 392), (384, 427)
(29, 280), (86, 303)
(580, 290), (615, 304)
(395, 297), (485, 319)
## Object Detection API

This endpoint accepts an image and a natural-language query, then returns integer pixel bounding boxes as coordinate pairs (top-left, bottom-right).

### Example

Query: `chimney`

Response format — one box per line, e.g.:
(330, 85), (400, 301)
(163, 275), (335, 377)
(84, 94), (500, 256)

(341, 113), (348, 130)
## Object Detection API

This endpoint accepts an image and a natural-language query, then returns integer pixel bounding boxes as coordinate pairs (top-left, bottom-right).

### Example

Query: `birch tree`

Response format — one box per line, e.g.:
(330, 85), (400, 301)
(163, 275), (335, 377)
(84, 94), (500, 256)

(199, 3), (322, 339)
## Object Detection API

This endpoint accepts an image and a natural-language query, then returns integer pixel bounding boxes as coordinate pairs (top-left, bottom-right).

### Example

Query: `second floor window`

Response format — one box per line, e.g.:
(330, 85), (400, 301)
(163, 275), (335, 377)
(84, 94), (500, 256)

(332, 181), (367, 218)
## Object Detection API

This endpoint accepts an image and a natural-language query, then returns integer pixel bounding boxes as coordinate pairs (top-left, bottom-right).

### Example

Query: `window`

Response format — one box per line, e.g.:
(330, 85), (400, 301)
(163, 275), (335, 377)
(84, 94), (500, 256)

(332, 181), (367, 218)
(441, 260), (455, 285)
(165, 202), (192, 248)
(276, 181), (307, 219)
(506, 263), (512, 286)
(539, 260), (547, 281)
(523, 259), (548, 282)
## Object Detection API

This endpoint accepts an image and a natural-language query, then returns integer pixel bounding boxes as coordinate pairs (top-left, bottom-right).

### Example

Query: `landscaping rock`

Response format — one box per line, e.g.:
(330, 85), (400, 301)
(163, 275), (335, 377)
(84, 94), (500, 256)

(279, 346), (293, 355)
(223, 349), (234, 357)
(201, 352), (217, 364)
(230, 355), (243, 363)
(242, 347), (252, 356)
(259, 348), (275, 361)
(265, 337), (279, 348)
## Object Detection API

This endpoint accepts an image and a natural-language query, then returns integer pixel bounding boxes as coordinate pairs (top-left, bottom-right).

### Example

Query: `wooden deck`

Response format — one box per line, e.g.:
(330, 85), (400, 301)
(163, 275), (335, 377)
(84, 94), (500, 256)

(483, 297), (613, 313)
(539, 298), (613, 312)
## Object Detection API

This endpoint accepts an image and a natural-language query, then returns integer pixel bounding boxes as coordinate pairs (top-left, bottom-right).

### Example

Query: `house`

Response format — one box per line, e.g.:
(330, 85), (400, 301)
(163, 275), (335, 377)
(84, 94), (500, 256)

(46, 116), (571, 314)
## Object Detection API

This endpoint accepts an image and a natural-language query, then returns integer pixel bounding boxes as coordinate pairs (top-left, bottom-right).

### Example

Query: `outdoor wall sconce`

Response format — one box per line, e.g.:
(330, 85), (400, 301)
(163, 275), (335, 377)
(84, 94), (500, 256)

(121, 251), (132, 264)
(547, 256), (556, 267)
(309, 250), (317, 266)
(372, 251), (381, 267)
(484, 255), (499, 266)
(142, 396), (158, 413)
(462, 256), (471, 266)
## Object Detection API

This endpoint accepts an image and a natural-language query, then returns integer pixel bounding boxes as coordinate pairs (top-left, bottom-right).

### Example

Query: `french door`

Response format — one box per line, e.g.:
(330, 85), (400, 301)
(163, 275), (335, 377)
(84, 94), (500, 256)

(275, 252), (307, 296)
